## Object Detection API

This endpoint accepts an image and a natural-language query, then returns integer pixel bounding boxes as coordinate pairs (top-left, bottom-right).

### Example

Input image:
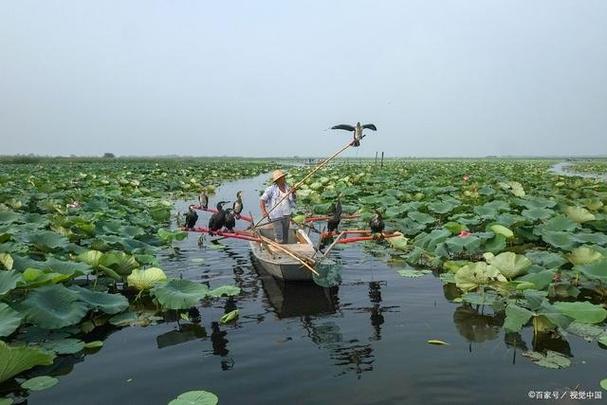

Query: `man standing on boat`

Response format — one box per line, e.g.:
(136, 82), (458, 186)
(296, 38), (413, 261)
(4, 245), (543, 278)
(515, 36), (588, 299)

(259, 170), (296, 244)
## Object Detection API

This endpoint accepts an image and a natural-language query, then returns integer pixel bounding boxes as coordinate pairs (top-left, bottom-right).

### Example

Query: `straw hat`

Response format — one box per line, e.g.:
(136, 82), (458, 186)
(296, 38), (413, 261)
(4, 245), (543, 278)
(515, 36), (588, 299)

(271, 170), (286, 182)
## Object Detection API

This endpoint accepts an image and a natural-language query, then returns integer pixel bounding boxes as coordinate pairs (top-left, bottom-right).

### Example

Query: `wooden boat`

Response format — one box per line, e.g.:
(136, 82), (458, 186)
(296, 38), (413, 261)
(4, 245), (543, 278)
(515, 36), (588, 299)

(249, 223), (318, 281)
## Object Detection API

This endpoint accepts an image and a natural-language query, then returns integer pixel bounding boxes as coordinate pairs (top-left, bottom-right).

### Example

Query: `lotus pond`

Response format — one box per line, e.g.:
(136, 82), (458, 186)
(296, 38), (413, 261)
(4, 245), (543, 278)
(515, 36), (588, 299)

(1, 158), (607, 404)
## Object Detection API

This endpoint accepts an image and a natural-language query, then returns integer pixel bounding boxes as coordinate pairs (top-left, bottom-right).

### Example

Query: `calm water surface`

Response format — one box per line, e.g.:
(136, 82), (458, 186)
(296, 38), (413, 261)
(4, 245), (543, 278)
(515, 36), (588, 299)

(30, 172), (607, 405)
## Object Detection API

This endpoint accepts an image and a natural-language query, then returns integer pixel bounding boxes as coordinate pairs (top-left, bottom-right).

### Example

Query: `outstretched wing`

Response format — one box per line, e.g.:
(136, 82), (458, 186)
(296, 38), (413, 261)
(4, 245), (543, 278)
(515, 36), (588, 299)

(331, 124), (355, 132)
(362, 124), (377, 131)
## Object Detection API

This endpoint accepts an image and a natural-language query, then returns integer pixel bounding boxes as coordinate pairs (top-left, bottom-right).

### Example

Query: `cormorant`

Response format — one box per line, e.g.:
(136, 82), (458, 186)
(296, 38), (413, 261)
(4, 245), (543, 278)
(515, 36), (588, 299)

(184, 207), (198, 229)
(224, 208), (236, 232)
(199, 192), (209, 209)
(369, 209), (385, 235)
(331, 122), (377, 147)
(233, 191), (243, 218)
(208, 201), (229, 234)
(327, 199), (342, 233)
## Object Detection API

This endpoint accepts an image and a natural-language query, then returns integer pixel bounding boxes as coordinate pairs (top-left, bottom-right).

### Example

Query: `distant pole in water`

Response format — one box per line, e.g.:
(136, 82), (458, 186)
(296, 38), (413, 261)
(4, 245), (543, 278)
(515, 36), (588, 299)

(375, 151), (378, 165)
(381, 152), (384, 168)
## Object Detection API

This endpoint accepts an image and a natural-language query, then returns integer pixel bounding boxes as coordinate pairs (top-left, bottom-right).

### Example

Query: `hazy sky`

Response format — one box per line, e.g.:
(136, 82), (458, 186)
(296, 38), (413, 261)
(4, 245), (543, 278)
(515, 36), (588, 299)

(1, 1), (606, 157)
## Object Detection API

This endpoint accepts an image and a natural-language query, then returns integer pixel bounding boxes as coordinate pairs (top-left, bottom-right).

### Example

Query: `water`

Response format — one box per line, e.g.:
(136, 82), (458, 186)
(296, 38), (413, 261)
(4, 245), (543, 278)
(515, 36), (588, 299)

(30, 172), (607, 405)
(550, 161), (607, 181)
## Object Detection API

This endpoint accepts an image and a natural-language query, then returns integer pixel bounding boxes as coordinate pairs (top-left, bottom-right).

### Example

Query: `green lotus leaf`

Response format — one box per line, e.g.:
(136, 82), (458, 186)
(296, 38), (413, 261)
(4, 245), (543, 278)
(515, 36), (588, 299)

(41, 338), (85, 354)
(0, 340), (55, 383)
(482, 234), (507, 254)
(99, 251), (139, 276)
(25, 231), (69, 251)
(397, 269), (431, 278)
(521, 207), (553, 221)
(20, 375), (58, 391)
(565, 321), (606, 340)
(443, 235), (482, 255)
(541, 215), (579, 232)
(42, 257), (92, 277)
(517, 269), (555, 290)
(77, 250), (103, 267)
(489, 224), (514, 238)
(525, 251), (567, 268)
(566, 206), (595, 223)
(0, 253), (13, 270)
(485, 251), (532, 279)
(574, 232), (607, 246)
(0, 271), (21, 296)
(407, 211), (435, 224)
(19, 285), (89, 329)
(522, 350), (571, 369)
(220, 309), (239, 324)
(127, 267), (167, 291)
(19, 268), (71, 287)
(428, 200), (459, 214)
(387, 234), (409, 251)
(541, 231), (577, 251)
(553, 301), (607, 324)
(567, 246), (603, 265)
(149, 206), (171, 222)
(207, 285), (241, 298)
(151, 279), (209, 310)
(157, 229), (188, 244)
(443, 260), (470, 273)
(576, 259), (607, 281)
(503, 304), (533, 332)
(0, 303), (22, 337)
(291, 214), (305, 225)
(454, 262), (506, 292)
(168, 390), (218, 405)
(70, 286), (129, 315)
(0, 211), (20, 224)
(443, 222), (468, 234)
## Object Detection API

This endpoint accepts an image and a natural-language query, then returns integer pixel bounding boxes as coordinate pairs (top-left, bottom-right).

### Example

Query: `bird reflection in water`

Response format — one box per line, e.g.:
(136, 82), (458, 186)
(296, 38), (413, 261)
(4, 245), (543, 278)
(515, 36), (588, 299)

(210, 321), (234, 370)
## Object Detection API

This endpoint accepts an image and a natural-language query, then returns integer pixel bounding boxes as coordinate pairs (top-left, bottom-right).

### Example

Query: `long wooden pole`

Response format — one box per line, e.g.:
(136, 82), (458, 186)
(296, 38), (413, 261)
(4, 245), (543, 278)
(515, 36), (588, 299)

(253, 139), (355, 229)
(258, 234), (319, 276)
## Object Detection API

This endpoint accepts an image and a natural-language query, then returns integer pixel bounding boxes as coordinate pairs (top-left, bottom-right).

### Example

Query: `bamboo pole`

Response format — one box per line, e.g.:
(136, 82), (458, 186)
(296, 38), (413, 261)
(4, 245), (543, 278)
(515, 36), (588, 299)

(258, 234), (319, 276)
(322, 231), (345, 258)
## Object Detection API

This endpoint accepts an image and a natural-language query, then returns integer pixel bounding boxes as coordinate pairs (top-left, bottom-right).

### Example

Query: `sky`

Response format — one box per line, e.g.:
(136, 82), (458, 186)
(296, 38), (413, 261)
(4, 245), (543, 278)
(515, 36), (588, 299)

(1, 0), (606, 157)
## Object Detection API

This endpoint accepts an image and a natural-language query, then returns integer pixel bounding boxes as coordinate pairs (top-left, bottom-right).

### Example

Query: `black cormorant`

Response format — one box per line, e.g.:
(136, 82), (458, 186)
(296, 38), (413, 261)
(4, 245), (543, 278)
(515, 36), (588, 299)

(327, 199), (342, 233)
(331, 122), (377, 147)
(233, 191), (243, 218)
(184, 207), (198, 229)
(369, 209), (385, 235)
(208, 201), (229, 234)
(199, 192), (209, 209)
(224, 208), (236, 232)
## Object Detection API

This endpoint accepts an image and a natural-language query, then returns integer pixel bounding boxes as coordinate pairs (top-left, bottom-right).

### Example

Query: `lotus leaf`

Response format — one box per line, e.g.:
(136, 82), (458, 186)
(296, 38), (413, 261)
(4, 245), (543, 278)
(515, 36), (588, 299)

(0, 253), (13, 270)
(566, 206), (596, 223)
(0, 303), (22, 337)
(489, 224), (514, 238)
(0, 340), (55, 383)
(576, 259), (607, 281)
(99, 251), (139, 276)
(0, 271), (20, 296)
(21, 376), (59, 391)
(41, 338), (85, 354)
(485, 252), (531, 279)
(522, 350), (571, 369)
(151, 280), (209, 310)
(19, 285), (89, 329)
(220, 309), (239, 324)
(168, 390), (218, 405)
(503, 304), (533, 332)
(541, 231), (578, 251)
(70, 286), (129, 315)
(567, 246), (603, 265)
(454, 262), (506, 292)
(127, 267), (168, 291)
(553, 301), (607, 324)
(206, 285), (241, 298)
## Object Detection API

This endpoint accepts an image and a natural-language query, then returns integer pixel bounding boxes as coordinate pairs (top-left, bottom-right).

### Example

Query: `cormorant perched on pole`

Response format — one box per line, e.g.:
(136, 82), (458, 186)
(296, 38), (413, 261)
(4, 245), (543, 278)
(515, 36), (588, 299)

(327, 199), (343, 233)
(208, 201), (229, 234)
(331, 122), (377, 147)
(369, 209), (385, 236)
(184, 207), (198, 230)
(233, 191), (243, 218)
(199, 192), (209, 209)
(224, 208), (236, 232)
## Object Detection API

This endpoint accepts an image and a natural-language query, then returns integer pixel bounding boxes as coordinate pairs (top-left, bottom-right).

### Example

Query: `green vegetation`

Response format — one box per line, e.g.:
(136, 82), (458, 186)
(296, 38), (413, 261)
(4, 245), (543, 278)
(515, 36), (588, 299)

(566, 161), (607, 175)
(290, 159), (607, 368)
(0, 159), (273, 396)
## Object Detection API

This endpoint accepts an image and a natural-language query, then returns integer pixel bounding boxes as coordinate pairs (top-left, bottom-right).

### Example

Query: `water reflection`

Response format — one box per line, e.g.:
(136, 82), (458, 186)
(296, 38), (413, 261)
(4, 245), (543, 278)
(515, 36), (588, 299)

(156, 323), (207, 349)
(452, 305), (504, 344)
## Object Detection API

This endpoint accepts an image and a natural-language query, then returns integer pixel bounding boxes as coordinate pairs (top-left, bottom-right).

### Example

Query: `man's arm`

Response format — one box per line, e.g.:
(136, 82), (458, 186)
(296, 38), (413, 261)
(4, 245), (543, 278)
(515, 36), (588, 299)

(260, 186), (272, 219)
